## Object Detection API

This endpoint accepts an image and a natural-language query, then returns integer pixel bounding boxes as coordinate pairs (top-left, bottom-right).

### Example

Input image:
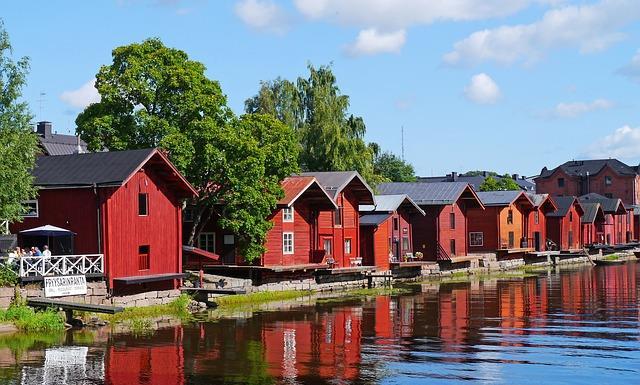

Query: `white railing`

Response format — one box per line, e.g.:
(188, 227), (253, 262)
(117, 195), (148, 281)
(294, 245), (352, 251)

(18, 254), (104, 278)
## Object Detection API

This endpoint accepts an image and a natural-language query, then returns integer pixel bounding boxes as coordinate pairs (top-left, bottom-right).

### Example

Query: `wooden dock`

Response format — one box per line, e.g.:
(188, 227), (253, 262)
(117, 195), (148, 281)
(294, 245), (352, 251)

(27, 298), (124, 323)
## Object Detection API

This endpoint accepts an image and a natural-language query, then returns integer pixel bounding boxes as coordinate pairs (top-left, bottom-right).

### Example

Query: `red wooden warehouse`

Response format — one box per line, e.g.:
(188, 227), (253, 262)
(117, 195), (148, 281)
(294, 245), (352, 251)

(10, 148), (197, 293)
(524, 193), (557, 252)
(359, 194), (425, 271)
(467, 191), (534, 252)
(546, 196), (584, 251)
(300, 171), (376, 268)
(579, 193), (632, 244)
(376, 182), (484, 260)
(580, 202), (606, 245)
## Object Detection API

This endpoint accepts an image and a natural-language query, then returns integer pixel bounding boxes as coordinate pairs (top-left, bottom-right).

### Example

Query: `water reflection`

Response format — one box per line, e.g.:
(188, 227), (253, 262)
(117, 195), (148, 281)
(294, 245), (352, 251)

(3, 263), (640, 384)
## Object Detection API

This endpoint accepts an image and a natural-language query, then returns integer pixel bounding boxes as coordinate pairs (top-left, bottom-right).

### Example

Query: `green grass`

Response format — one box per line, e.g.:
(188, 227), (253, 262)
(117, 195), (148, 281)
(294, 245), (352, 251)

(604, 254), (621, 261)
(341, 287), (411, 296)
(211, 290), (314, 307)
(0, 304), (65, 332)
(103, 294), (192, 323)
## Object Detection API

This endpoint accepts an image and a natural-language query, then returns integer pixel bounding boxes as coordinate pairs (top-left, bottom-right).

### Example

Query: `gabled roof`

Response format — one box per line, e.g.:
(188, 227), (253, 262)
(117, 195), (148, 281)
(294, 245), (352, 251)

(581, 202), (605, 224)
(278, 176), (338, 209)
(32, 148), (197, 198)
(578, 193), (626, 214)
(376, 182), (484, 208)
(300, 171), (375, 204)
(476, 190), (533, 207)
(547, 196), (584, 217)
(538, 159), (638, 179)
(526, 193), (557, 212)
(360, 194), (425, 216)
(359, 213), (392, 227)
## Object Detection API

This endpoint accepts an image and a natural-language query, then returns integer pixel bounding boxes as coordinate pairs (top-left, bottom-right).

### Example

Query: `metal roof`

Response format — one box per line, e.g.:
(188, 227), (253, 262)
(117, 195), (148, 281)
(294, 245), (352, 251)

(581, 202), (604, 223)
(359, 213), (391, 226)
(360, 194), (425, 215)
(538, 159), (638, 179)
(476, 190), (532, 207)
(300, 171), (375, 204)
(278, 176), (337, 209)
(376, 182), (480, 206)
(578, 193), (626, 214)
(547, 196), (583, 217)
(417, 174), (535, 192)
(39, 133), (88, 156)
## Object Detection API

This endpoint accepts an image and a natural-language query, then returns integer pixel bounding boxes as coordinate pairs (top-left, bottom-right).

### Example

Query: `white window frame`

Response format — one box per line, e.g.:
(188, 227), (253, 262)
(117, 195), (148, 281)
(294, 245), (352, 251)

(282, 206), (294, 222)
(22, 200), (39, 218)
(344, 238), (352, 255)
(283, 232), (294, 254)
(198, 232), (216, 253)
(469, 232), (484, 247)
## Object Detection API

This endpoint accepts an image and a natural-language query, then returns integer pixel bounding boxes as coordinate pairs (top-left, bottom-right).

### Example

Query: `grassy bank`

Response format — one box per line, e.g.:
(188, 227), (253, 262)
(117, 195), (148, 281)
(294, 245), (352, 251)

(211, 290), (314, 308)
(102, 294), (192, 323)
(0, 304), (64, 332)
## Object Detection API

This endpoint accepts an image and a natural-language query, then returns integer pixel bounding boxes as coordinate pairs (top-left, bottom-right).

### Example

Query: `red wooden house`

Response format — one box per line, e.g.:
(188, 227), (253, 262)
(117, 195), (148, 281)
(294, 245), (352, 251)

(524, 193), (557, 251)
(580, 202), (606, 245)
(301, 171), (376, 268)
(546, 196), (584, 250)
(376, 182), (484, 260)
(359, 194), (425, 270)
(10, 149), (197, 293)
(579, 193), (632, 244)
(467, 191), (534, 252)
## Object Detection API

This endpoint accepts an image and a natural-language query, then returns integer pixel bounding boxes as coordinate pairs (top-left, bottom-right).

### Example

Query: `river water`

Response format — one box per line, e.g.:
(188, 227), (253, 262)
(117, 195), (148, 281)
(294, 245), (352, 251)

(1, 263), (639, 384)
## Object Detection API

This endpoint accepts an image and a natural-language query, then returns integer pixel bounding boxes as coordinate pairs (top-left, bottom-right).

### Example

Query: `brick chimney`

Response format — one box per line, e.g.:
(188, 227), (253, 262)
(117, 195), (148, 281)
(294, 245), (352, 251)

(36, 121), (52, 138)
(451, 172), (458, 181)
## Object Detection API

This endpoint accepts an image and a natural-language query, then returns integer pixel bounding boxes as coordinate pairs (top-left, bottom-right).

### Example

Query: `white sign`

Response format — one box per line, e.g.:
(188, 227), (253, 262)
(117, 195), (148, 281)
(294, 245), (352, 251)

(44, 275), (87, 298)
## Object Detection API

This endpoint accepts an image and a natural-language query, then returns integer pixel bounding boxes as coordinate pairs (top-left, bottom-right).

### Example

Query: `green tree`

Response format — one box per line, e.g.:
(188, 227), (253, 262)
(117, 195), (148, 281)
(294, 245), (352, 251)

(463, 170), (498, 177)
(245, 64), (378, 183)
(372, 148), (416, 182)
(498, 173), (521, 190)
(0, 21), (38, 225)
(76, 38), (298, 261)
(478, 176), (500, 191)
(478, 175), (521, 191)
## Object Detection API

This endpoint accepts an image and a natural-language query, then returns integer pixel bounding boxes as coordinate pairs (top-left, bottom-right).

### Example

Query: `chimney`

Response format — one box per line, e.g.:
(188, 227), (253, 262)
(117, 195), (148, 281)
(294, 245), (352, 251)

(73, 136), (84, 154)
(36, 121), (52, 138)
(482, 171), (488, 177)
(451, 172), (458, 181)
(512, 174), (519, 180)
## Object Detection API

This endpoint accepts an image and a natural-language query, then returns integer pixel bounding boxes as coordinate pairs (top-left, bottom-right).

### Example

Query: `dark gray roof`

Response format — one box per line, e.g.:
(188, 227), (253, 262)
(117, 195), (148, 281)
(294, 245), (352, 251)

(39, 133), (88, 156)
(32, 149), (155, 187)
(376, 182), (473, 206)
(581, 202), (603, 223)
(360, 194), (425, 215)
(417, 174), (535, 192)
(359, 213), (391, 226)
(631, 205), (640, 216)
(526, 193), (547, 207)
(300, 171), (374, 204)
(539, 159), (638, 179)
(476, 191), (527, 206)
(547, 196), (580, 217)
(578, 193), (625, 213)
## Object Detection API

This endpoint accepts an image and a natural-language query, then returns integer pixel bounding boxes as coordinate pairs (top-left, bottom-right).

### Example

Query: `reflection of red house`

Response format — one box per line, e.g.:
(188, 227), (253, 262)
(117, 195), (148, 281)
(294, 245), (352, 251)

(301, 172), (375, 268)
(10, 149), (196, 292)
(547, 196), (584, 250)
(467, 191), (534, 252)
(525, 193), (557, 251)
(359, 194), (425, 270)
(579, 193), (632, 244)
(377, 183), (484, 260)
(580, 202), (606, 245)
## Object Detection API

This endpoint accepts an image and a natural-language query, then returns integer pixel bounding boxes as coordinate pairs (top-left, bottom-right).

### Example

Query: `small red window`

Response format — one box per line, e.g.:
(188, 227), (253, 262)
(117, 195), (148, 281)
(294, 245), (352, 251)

(138, 245), (150, 270)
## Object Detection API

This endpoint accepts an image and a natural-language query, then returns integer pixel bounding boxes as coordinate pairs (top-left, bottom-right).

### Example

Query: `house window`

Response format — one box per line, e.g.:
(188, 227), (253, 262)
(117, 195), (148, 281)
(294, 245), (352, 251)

(534, 211), (539, 225)
(393, 217), (399, 231)
(507, 209), (513, 224)
(345, 238), (352, 255)
(282, 207), (294, 222)
(323, 238), (332, 256)
(469, 232), (484, 247)
(558, 178), (565, 187)
(138, 245), (150, 270)
(22, 200), (38, 217)
(334, 207), (342, 226)
(605, 193), (613, 199)
(402, 236), (410, 252)
(183, 207), (194, 222)
(605, 176), (612, 186)
(450, 239), (456, 256)
(450, 213), (456, 229)
(198, 232), (216, 253)
(138, 193), (148, 216)
(508, 232), (515, 248)
(283, 232), (294, 254)
(569, 212), (573, 222)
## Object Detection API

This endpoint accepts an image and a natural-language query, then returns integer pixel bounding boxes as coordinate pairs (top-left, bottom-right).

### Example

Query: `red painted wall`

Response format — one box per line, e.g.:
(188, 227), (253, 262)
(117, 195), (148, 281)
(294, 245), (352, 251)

(467, 206), (499, 252)
(317, 191), (361, 268)
(360, 210), (415, 270)
(262, 203), (315, 266)
(526, 208), (548, 251)
(546, 205), (582, 250)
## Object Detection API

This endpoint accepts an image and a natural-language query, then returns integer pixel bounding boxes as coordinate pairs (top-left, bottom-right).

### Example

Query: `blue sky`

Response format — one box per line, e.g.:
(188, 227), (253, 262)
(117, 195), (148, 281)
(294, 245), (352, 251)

(3, 0), (640, 177)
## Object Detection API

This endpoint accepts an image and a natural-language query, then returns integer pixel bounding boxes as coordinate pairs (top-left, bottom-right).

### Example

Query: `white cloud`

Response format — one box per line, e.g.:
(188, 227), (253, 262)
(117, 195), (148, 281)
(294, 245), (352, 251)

(617, 49), (640, 83)
(551, 99), (614, 118)
(585, 125), (640, 159)
(59, 79), (100, 109)
(464, 73), (501, 104)
(444, 0), (640, 66)
(235, 0), (289, 34)
(293, 0), (553, 29)
(345, 29), (406, 56)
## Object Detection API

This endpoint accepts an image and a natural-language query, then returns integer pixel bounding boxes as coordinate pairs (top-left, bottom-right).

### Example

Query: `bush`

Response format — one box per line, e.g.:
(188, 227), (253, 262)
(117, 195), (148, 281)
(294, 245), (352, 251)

(0, 265), (18, 287)
(0, 304), (64, 332)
